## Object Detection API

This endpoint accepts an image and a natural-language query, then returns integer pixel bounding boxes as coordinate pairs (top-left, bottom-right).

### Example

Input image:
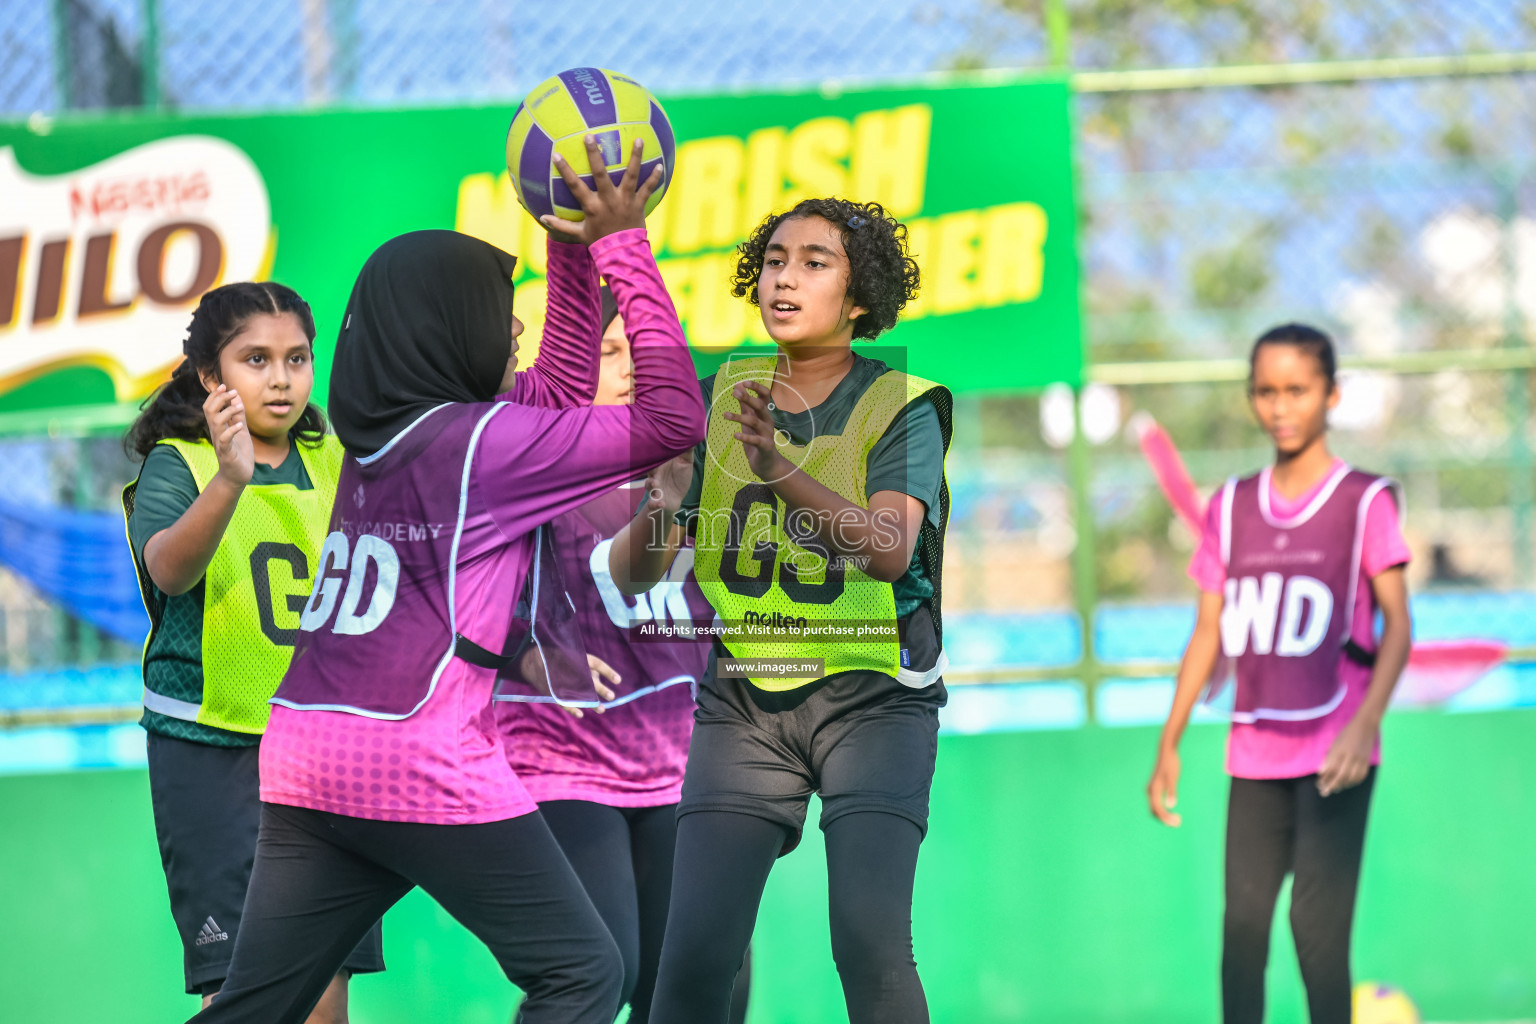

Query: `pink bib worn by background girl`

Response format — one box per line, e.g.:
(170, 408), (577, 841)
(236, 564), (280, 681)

(1189, 459), (1411, 779)
(1216, 464), (1397, 724)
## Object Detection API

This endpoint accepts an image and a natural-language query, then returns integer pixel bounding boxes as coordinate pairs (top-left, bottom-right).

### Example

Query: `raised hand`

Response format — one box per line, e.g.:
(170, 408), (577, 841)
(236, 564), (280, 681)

(540, 136), (664, 245)
(644, 452), (696, 520)
(203, 384), (254, 486)
(725, 381), (790, 483)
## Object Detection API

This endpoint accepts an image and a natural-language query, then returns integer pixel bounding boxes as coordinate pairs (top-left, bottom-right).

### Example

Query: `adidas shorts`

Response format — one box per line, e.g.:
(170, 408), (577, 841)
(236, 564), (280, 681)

(146, 732), (386, 995)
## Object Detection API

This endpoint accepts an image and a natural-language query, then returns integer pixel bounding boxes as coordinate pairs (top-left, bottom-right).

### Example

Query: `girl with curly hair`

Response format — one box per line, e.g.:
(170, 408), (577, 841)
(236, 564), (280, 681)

(610, 197), (953, 1023)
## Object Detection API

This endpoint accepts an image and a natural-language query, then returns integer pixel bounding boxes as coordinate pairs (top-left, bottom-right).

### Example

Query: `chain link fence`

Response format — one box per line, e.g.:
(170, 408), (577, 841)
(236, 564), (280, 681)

(4, 0), (1043, 112)
(5, 0), (1536, 724)
(1080, 77), (1536, 362)
(0, 434), (139, 681)
(14, 0), (1527, 114)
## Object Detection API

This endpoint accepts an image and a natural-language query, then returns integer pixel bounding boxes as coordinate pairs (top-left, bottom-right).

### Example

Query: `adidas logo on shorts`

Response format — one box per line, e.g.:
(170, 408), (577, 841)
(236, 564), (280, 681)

(194, 916), (229, 946)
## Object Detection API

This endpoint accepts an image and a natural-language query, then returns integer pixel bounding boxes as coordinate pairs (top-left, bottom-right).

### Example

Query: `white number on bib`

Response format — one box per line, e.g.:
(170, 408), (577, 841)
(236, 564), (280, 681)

(590, 538), (694, 629)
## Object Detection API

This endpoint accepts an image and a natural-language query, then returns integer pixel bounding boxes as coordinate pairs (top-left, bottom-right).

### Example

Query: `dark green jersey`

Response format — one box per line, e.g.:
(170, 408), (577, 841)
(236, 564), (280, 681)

(127, 443), (314, 746)
(678, 353), (945, 617)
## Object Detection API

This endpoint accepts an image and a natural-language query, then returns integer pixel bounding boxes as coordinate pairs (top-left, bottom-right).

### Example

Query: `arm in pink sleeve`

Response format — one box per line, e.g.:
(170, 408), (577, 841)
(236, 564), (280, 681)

(1186, 491), (1226, 594)
(499, 236), (601, 409)
(476, 228), (706, 537)
(1362, 486), (1411, 578)
(589, 228), (705, 460)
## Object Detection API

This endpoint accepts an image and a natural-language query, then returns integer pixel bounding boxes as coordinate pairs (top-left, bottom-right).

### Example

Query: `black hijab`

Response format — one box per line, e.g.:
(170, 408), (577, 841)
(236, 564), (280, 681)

(600, 282), (620, 334)
(328, 230), (518, 456)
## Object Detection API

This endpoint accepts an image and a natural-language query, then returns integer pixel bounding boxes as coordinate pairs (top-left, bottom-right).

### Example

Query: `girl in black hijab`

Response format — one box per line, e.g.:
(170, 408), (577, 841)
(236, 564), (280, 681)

(192, 140), (704, 1024)
(327, 228), (521, 455)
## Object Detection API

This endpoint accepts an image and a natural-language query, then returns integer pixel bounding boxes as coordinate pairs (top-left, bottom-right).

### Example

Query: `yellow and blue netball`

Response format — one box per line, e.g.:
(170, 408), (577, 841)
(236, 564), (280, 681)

(505, 67), (675, 224)
(1352, 982), (1420, 1024)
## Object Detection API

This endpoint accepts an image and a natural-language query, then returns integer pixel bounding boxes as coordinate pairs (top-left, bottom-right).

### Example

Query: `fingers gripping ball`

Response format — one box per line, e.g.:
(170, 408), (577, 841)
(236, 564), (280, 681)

(1352, 982), (1420, 1024)
(506, 67), (675, 223)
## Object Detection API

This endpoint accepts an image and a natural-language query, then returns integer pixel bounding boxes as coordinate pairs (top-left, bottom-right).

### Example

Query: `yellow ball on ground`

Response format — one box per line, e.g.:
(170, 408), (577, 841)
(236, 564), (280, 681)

(1353, 981), (1421, 1024)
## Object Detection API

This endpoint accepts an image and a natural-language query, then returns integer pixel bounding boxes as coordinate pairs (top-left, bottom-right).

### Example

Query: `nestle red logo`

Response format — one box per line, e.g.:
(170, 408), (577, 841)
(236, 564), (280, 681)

(68, 171), (211, 221)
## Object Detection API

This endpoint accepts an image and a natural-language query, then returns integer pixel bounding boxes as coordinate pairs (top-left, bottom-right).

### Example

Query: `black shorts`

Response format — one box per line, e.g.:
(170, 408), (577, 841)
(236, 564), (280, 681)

(146, 732), (386, 995)
(678, 645), (946, 856)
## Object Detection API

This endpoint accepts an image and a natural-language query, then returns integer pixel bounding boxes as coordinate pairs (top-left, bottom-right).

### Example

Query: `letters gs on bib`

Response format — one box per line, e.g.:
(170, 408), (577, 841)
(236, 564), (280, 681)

(1220, 572), (1334, 658)
(300, 532), (402, 636)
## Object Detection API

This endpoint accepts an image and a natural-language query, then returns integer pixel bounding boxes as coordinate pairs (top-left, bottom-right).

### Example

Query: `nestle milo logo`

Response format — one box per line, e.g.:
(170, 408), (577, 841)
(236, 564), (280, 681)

(1, 220), (223, 329)
(0, 136), (271, 401)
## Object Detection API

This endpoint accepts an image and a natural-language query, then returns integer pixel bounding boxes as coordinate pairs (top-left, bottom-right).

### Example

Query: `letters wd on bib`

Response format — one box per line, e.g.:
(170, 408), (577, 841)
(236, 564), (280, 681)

(1213, 465), (1401, 724)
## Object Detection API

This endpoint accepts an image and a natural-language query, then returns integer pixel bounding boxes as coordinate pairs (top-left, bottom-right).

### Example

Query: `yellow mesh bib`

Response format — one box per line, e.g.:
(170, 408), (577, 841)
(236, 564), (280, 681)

(127, 436), (344, 734)
(694, 357), (952, 691)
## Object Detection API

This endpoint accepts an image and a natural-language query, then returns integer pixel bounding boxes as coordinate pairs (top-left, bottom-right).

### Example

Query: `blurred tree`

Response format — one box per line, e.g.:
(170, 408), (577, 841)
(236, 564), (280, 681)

(949, 0), (1536, 601)
(61, 0), (149, 109)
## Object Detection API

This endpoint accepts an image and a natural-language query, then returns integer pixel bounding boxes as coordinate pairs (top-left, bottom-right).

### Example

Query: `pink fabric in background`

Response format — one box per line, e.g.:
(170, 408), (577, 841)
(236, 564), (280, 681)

(501, 681), (696, 807)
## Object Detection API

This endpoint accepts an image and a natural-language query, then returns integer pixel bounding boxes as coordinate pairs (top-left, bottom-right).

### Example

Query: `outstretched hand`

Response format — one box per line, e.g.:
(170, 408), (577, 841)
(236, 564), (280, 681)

(644, 452), (696, 521)
(540, 136), (663, 245)
(203, 384), (254, 486)
(725, 381), (790, 483)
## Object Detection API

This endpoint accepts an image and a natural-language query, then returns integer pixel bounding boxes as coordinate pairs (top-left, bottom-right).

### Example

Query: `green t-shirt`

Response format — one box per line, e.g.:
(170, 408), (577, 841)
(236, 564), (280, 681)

(128, 442), (314, 746)
(678, 353), (946, 617)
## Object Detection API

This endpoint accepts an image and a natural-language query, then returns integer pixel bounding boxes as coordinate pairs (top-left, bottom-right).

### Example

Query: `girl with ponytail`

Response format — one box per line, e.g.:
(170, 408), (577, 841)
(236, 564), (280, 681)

(122, 281), (384, 1021)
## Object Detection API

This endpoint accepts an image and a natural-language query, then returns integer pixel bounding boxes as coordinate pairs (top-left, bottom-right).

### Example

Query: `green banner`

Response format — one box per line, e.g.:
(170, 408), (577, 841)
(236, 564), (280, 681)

(0, 75), (1078, 422)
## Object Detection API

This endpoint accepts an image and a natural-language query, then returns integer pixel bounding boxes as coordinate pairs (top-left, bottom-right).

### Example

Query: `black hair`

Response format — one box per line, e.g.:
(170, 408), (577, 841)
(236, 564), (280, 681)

(125, 281), (328, 459)
(1248, 322), (1337, 389)
(731, 198), (921, 341)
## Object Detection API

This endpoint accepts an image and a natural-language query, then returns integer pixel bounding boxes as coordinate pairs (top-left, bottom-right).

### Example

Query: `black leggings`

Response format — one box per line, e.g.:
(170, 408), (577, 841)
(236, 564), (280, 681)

(188, 803), (622, 1024)
(650, 809), (926, 1024)
(540, 801), (748, 1024)
(1223, 769), (1376, 1024)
